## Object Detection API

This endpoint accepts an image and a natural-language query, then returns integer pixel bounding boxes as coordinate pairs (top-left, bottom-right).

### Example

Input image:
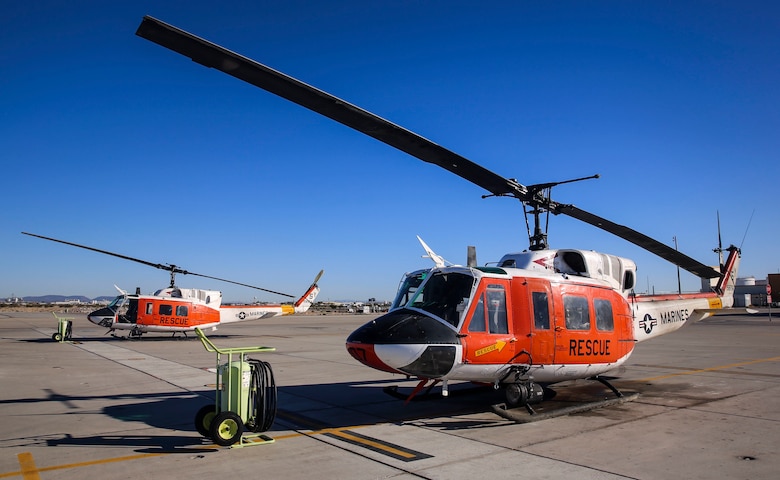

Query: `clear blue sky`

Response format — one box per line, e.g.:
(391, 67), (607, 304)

(2, 1), (778, 302)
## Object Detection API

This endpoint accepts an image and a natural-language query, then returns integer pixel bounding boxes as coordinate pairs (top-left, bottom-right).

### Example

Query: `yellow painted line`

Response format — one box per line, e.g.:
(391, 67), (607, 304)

(2, 412), (427, 477)
(17, 453), (40, 480)
(328, 430), (417, 459)
(0, 425), (382, 478)
(639, 355), (780, 382)
(1, 453), (165, 479)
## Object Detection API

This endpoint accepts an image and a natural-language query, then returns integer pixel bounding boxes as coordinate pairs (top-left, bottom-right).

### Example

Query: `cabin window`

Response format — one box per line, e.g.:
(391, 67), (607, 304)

(159, 304), (173, 316)
(594, 299), (614, 331)
(564, 295), (590, 330)
(532, 292), (550, 329)
(146, 303), (153, 315)
(176, 305), (189, 316)
(467, 284), (508, 334)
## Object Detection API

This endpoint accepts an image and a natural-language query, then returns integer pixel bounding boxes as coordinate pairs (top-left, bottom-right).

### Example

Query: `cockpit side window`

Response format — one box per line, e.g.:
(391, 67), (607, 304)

(467, 284), (508, 334)
(468, 296), (486, 332)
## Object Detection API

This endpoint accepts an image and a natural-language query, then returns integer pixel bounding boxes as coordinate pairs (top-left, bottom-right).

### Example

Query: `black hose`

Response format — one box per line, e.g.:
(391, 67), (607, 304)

(498, 349), (532, 384)
(246, 359), (277, 433)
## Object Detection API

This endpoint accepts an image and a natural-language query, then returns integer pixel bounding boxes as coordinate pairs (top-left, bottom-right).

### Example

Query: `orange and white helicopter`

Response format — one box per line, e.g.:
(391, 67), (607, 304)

(23, 232), (322, 338)
(136, 17), (745, 408)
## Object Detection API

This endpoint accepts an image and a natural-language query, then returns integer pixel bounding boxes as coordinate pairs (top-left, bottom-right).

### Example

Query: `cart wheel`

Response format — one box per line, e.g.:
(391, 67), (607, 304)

(194, 405), (216, 438)
(52, 332), (63, 342)
(210, 411), (244, 446)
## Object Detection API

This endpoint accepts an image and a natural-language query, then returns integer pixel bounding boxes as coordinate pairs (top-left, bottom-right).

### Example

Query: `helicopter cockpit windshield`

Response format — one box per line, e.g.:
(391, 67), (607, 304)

(405, 270), (476, 327)
(107, 295), (128, 313)
(88, 293), (133, 327)
(108, 294), (138, 323)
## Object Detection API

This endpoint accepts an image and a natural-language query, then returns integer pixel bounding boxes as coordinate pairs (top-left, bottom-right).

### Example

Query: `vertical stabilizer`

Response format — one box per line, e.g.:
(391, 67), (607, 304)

(294, 270), (324, 312)
(715, 246), (740, 300)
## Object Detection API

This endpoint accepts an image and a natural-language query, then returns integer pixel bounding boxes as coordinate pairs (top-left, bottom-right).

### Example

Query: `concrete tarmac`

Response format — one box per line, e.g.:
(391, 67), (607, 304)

(1, 310), (778, 479)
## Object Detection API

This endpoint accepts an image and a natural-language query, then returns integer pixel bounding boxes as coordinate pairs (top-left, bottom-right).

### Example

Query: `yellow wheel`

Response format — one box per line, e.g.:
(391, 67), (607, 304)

(194, 405), (216, 438)
(210, 411), (244, 446)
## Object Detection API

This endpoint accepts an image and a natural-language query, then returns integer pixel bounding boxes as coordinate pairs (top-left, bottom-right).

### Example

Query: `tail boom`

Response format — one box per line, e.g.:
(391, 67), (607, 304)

(632, 245), (741, 342)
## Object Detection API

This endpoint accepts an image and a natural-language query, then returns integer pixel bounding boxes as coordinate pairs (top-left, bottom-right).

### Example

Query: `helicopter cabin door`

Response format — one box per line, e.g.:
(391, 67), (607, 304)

(525, 278), (556, 364)
(461, 279), (516, 365)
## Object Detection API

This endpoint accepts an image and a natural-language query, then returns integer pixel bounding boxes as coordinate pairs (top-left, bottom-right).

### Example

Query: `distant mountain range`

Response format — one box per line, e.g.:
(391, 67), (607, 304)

(12, 295), (115, 303)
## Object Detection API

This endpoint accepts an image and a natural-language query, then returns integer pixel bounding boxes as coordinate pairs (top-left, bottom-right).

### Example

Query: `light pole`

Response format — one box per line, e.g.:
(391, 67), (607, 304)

(673, 236), (681, 295)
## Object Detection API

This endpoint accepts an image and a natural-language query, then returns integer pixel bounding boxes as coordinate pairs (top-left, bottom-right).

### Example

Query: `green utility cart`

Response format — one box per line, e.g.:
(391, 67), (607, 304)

(194, 328), (277, 447)
(52, 312), (73, 342)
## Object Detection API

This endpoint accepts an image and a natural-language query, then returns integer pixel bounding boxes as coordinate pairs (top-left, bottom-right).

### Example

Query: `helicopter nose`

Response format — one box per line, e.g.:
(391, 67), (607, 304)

(346, 309), (460, 378)
(87, 307), (115, 327)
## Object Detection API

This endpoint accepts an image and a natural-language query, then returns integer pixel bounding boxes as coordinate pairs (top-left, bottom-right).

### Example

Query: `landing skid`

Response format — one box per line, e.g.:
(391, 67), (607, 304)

(108, 326), (144, 339)
(492, 376), (639, 423)
(107, 328), (193, 339)
(383, 380), (489, 404)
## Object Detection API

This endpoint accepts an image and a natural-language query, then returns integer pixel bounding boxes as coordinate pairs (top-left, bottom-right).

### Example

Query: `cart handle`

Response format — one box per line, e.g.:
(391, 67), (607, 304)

(194, 327), (276, 354)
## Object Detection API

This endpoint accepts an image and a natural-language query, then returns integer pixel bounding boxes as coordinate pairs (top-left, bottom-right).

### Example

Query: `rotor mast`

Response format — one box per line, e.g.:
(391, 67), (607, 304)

(486, 174), (600, 251)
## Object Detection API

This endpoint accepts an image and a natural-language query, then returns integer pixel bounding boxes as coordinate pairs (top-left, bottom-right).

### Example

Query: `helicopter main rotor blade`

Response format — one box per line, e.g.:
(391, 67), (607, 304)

(185, 272), (295, 297)
(135, 16), (523, 200)
(135, 17), (722, 280)
(554, 206), (721, 278)
(22, 232), (179, 273)
(22, 232), (295, 296)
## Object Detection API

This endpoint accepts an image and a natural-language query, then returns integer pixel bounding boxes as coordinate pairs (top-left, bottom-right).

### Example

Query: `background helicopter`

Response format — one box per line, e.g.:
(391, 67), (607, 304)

(23, 232), (322, 338)
(136, 17), (743, 409)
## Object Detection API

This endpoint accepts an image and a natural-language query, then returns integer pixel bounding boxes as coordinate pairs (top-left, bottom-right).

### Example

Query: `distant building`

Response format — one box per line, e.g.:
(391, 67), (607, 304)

(733, 277), (769, 307)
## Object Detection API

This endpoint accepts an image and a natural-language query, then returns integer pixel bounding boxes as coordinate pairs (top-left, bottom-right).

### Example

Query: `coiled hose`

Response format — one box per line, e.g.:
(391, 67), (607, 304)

(246, 359), (277, 432)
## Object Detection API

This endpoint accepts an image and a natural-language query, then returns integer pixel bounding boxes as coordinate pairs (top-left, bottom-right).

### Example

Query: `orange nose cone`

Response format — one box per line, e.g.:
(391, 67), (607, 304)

(346, 342), (399, 374)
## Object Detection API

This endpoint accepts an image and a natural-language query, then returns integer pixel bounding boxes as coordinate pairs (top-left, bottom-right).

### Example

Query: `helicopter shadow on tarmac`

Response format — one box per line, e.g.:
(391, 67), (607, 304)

(272, 375), (642, 431)
(13, 381), (503, 454)
(10, 376), (643, 453)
